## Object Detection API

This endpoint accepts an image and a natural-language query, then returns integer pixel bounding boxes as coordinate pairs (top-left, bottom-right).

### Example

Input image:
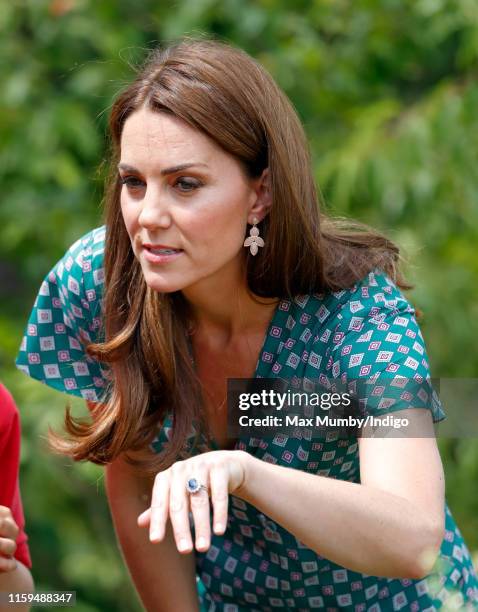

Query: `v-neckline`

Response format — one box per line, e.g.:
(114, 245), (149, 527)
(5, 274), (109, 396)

(204, 297), (287, 451)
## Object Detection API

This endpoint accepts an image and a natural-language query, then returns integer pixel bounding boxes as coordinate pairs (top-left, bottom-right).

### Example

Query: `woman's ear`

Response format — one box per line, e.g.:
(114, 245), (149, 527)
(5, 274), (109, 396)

(248, 168), (272, 224)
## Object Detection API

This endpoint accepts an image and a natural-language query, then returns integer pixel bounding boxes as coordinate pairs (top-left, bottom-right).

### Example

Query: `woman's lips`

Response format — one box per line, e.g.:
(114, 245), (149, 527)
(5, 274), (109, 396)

(142, 245), (184, 264)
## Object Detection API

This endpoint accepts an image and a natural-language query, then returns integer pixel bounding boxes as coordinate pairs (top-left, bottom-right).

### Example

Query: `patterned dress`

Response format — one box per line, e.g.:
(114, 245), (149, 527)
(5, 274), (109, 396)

(16, 227), (478, 611)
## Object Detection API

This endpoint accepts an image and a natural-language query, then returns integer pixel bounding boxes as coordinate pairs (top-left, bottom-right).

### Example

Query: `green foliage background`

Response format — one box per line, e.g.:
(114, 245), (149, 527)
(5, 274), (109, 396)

(1, 1), (477, 609)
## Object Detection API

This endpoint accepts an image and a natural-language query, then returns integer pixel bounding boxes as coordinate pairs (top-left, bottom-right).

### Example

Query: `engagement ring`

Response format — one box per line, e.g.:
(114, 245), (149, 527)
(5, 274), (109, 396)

(186, 477), (208, 494)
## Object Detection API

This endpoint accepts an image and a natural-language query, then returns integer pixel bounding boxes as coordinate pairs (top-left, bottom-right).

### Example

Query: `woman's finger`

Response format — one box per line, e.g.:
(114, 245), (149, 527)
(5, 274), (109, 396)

(137, 507), (151, 527)
(0, 537), (16, 557)
(188, 466), (211, 552)
(0, 555), (17, 573)
(209, 463), (229, 536)
(0, 506), (13, 520)
(169, 464), (193, 554)
(0, 517), (19, 540)
(149, 471), (170, 543)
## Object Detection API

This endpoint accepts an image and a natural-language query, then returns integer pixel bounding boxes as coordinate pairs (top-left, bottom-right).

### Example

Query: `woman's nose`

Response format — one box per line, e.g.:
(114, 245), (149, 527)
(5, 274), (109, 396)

(138, 188), (172, 229)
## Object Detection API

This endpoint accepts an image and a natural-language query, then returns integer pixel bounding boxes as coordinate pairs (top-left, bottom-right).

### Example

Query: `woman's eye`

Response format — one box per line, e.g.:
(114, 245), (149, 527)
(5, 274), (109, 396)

(119, 175), (201, 193)
(120, 176), (145, 189)
(174, 177), (202, 192)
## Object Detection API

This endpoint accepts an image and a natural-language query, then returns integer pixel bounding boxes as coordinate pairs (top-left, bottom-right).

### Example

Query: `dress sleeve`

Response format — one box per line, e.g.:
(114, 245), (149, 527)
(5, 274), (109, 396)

(15, 227), (109, 402)
(324, 270), (446, 423)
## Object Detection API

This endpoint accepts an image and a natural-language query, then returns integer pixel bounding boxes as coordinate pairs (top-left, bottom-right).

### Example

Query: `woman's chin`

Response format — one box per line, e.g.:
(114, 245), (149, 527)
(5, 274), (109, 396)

(142, 273), (186, 294)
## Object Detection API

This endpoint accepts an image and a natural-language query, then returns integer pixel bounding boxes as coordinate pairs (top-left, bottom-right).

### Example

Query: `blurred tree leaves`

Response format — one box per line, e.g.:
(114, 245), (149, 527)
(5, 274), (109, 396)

(1, 0), (477, 609)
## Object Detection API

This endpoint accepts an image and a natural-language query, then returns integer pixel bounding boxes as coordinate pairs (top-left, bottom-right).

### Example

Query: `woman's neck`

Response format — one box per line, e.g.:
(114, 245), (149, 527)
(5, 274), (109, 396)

(181, 270), (278, 345)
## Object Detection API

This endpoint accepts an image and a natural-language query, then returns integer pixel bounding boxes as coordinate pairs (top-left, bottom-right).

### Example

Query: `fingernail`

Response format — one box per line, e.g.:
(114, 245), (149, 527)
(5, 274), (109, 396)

(150, 531), (161, 541)
(197, 536), (207, 549)
(178, 538), (190, 552)
(214, 523), (224, 534)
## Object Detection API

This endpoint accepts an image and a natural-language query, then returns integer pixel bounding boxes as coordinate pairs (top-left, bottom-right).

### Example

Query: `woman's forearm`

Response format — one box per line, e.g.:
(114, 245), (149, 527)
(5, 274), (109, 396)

(237, 455), (442, 580)
(105, 459), (200, 612)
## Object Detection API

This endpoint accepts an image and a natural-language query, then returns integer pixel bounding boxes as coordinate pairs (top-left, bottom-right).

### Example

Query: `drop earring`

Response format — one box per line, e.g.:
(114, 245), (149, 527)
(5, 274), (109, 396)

(243, 217), (264, 256)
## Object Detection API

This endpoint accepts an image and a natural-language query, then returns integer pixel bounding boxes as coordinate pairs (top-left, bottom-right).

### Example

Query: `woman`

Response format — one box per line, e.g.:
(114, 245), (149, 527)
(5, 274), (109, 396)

(16, 38), (478, 610)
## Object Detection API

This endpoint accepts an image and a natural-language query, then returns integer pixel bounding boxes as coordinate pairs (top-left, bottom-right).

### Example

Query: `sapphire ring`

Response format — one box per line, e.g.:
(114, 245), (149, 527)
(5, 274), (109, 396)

(186, 477), (208, 495)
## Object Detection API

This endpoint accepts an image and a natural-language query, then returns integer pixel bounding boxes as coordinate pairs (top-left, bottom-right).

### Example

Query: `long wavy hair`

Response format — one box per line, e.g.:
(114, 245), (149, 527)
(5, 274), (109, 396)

(50, 37), (410, 474)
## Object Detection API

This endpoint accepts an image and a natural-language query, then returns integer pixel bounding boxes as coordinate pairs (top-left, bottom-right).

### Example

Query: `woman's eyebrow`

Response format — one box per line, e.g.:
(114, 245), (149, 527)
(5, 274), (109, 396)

(117, 162), (209, 175)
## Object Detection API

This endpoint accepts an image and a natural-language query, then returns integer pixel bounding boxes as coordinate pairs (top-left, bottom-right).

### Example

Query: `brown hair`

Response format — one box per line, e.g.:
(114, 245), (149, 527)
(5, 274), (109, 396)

(50, 37), (410, 474)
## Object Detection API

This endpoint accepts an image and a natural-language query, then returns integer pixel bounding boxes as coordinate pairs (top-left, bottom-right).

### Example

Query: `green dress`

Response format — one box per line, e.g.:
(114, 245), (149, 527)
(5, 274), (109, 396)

(16, 227), (478, 611)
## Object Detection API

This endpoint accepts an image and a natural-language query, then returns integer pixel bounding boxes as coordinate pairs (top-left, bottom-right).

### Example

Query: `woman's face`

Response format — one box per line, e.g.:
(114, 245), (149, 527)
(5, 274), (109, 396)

(119, 107), (265, 295)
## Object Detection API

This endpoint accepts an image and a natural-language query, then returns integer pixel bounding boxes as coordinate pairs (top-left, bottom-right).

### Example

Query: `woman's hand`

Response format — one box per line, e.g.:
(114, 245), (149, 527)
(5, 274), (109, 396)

(137, 450), (250, 554)
(0, 506), (19, 573)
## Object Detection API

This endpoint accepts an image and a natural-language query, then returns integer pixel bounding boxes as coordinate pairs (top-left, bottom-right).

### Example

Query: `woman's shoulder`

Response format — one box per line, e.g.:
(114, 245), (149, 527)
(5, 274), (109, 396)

(15, 226), (109, 401)
(47, 226), (106, 313)
(289, 268), (413, 336)
(56, 226), (106, 282)
(293, 270), (446, 423)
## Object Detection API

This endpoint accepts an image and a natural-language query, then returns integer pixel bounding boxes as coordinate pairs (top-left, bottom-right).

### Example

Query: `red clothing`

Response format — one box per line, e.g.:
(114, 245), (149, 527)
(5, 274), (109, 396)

(0, 383), (32, 568)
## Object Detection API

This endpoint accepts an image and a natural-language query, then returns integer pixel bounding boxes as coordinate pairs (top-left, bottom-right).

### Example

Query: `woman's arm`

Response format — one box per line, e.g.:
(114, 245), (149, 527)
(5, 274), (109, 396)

(105, 455), (200, 612)
(238, 409), (445, 580)
(141, 409), (444, 581)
